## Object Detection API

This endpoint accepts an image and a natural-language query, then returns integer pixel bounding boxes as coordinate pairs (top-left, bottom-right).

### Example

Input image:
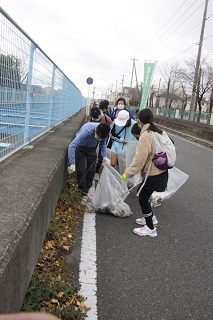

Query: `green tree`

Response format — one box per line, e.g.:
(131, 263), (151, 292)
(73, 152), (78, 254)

(0, 54), (22, 88)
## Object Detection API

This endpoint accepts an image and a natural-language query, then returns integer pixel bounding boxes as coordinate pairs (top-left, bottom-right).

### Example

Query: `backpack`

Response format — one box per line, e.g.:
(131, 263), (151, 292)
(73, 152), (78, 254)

(151, 131), (176, 170)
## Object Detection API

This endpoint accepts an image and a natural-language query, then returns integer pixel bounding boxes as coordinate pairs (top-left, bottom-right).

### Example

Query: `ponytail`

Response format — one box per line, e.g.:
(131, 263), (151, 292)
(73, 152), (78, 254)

(138, 108), (162, 134)
(149, 122), (162, 134)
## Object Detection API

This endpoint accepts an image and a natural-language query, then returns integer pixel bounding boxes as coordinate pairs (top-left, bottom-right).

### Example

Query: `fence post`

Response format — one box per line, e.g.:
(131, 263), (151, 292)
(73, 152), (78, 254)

(60, 77), (65, 122)
(24, 42), (35, 143)
(48, 65), (56, 128)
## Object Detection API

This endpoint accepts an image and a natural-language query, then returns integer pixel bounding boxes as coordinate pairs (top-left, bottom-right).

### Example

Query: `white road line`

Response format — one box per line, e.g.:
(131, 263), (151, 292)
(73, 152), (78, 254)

(169, 132), (213, 152)
(79, 185), (98, 319)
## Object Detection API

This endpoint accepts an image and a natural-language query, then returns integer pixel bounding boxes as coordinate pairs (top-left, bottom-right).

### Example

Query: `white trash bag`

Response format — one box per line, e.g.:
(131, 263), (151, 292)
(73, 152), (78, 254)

(124, 140), (189, 207)
(151, 167), (189, 207)
(93, 163), (132, 217)
(125, 141), (141, 187)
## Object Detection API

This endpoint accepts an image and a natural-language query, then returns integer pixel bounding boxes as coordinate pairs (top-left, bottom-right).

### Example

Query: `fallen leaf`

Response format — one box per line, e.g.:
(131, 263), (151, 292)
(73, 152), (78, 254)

(63, 246), (70, 251)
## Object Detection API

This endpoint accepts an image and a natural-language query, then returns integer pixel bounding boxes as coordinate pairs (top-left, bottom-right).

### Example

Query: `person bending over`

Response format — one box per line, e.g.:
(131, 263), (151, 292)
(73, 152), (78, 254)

(68, 122), (110, 196)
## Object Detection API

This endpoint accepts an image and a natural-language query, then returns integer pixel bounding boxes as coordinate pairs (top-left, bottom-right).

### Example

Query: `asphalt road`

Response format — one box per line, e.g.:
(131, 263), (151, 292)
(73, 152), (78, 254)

(96, 134), (213, 320)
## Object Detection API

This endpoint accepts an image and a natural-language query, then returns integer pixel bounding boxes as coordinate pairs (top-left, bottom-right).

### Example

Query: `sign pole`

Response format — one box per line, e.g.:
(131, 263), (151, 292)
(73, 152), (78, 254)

(86, 77), (93, 116)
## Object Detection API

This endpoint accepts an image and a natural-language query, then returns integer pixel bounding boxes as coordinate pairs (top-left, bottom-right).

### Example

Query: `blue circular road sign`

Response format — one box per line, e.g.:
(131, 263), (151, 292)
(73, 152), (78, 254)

(86, 77), (93, 85)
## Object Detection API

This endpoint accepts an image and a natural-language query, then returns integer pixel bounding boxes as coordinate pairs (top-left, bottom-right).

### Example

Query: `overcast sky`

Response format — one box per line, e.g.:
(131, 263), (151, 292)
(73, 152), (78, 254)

(1, 0), (213, 99)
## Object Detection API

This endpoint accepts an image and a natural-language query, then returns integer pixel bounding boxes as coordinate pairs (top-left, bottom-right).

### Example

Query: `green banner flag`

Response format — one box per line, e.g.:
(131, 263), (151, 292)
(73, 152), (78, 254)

(140, 62), (156, 110)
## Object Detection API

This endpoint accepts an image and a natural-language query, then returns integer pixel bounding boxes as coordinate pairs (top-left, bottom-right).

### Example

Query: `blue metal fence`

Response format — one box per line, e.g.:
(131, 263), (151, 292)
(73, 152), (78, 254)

(149, 107), (213, 125)
(0, 7), (86, 162)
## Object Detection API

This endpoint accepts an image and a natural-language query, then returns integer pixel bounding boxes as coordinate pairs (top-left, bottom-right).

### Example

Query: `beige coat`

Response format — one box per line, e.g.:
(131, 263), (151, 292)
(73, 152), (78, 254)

(125, 123), (165, 178)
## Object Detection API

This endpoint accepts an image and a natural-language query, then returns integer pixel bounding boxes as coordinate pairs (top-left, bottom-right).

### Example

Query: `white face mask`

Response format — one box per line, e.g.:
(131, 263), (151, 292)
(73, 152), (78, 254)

(137, 121), (143, 129)
(92, 117), (100, 122)
(95, 133), (103, 141)
(117, 104), (124, 110)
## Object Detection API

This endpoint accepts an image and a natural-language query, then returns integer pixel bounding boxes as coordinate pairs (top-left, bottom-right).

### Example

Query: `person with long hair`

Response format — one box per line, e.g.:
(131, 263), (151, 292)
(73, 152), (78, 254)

(122, 108), (169, 237)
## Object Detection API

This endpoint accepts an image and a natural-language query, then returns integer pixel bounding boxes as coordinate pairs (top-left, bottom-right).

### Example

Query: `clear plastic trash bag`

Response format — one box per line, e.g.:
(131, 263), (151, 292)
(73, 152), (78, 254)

(92, 163), (132, 217)
(125, 140), (141, 187)
(151, 166), (189, 206)
(124, 140), (189, 206)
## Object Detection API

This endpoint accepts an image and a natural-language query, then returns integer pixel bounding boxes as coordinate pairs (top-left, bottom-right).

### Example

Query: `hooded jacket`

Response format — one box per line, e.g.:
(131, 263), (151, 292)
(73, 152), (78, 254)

(124, 123), (166, 178)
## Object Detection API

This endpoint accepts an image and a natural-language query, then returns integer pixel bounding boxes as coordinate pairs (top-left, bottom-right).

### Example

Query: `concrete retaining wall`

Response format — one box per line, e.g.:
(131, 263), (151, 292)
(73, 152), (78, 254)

(0, 109), (86, 313)
(153, 115), (213, 146)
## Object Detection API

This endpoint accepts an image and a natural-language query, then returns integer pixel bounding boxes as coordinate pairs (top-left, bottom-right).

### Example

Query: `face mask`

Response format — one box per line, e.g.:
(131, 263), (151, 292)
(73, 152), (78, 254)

(117, 104), (124, 110)
(92, 117), (100, 122)
(137, 121), (143, 129)
(95, 133), (103, 141)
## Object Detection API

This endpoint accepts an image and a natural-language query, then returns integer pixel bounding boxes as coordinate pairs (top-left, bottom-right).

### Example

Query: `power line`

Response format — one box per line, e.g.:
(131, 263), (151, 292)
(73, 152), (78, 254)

(163, 22), (202, 50)
(143, 1), (205, 58)
(116, 3), (213, 92)
(135, 0), (201, 57)
(156, 44), (196, 69)
(138, 0), (205, 58)
(134, 0), (190, 57)
(203, 33), (213, 41)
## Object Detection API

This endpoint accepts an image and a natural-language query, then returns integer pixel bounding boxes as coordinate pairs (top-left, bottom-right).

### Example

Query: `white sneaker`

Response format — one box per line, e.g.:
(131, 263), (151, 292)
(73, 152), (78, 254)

(81, 194), (93, 205)
(94, 173), (99, 181)
(135, 215), (158, 226)
(133, 225), (157, 237)
(80, 196), (88, 205)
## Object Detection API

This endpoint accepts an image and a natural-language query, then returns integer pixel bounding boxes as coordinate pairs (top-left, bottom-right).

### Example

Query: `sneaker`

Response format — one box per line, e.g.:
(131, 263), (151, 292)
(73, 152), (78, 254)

(80, 196), (94, 212)
(94, 173), (99, 181)
(133, 225), (157, 237)
(80, 196), (88, 205)
(135, 215), (158, 226)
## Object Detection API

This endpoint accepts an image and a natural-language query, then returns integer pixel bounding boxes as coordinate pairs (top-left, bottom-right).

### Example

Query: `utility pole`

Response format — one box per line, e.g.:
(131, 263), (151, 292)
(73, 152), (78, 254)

(130, 58), (135, 88)
(155, 78), (161, 108)
(110, 83), (113, 94)
(92, 87), (95, 100)
(134, 63), (138, 88)
(130, 58), (138, 88)
(114, 80), (118, 100)
(121, 74), (126, 96)
(189, 0), (209, 120)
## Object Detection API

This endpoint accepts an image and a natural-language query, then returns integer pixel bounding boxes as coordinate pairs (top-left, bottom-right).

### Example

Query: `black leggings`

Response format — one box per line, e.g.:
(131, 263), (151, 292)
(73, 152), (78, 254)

(138, 171), (168, 229)
(138, 188), (154, 229)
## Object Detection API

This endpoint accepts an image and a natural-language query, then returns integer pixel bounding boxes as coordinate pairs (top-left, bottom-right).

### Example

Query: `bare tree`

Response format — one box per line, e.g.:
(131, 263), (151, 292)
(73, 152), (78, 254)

(149, 85), (154, 108)
(179, 57), (213, 122)
(207, 86), (213, 124)
(160, 62), (181, 108)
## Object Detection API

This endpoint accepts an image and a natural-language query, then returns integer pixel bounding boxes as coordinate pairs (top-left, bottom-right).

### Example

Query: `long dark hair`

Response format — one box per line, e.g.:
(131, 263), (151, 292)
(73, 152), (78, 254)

(138, 108), (162, 134)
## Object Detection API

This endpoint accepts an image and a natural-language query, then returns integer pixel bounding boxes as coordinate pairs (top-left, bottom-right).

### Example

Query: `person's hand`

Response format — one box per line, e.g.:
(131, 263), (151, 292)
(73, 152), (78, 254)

(122, 139), (127, 144)
(121, 173), (127, 182)
(68, 164), (75, 174)
(103, 157), (110, 165)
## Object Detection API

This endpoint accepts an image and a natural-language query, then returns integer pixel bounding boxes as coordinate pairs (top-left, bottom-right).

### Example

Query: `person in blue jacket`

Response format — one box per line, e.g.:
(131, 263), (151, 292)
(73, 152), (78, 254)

(68, 122), (110, 196)
(110, 110), (136, 169)
(110, 97), (135, 121)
